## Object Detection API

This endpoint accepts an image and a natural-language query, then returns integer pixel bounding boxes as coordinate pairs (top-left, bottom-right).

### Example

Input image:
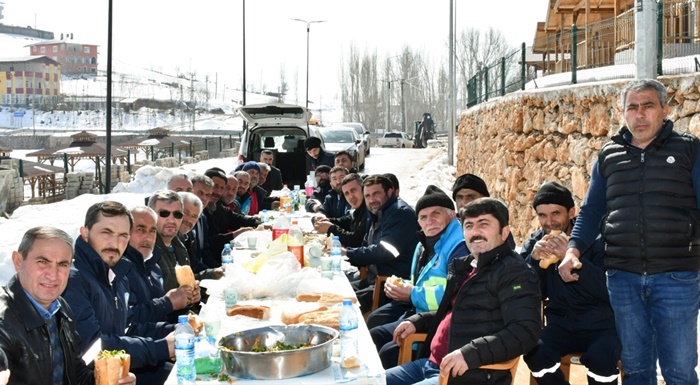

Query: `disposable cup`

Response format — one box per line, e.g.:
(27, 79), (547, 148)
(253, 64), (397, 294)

(204, 318), (221, 337)
(320, 256), (332, 271)
(247, 236), (258, 250)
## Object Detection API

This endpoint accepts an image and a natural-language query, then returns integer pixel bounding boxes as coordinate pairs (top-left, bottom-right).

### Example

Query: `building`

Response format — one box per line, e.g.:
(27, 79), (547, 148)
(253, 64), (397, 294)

(26, 38), (98, 75)
(0, 56), (61, 106)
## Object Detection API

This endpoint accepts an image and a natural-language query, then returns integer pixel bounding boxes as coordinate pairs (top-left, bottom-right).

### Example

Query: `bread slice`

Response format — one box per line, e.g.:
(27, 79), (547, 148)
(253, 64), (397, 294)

(226, 304), (271, 320)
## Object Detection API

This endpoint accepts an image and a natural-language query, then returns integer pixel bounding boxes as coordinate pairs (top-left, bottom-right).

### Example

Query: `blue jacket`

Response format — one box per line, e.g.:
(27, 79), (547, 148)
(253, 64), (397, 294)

(306, 148), (335, 173)
(410, 218), (468, 314)
(62, 236), (172, 369)
(347, 195), (419, 279)
(320, 189), (351, 218)
(123, 245), (174, 324)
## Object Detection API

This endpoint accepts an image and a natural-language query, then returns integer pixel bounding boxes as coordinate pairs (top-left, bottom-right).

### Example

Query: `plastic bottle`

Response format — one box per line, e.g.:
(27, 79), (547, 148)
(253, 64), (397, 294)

(279, 184), (292, 213)
(292, 185), (301, 211)
(175, 314), (196, 385)
(221, 243), (233, 268)
(272, 214), (291, 241)
(305, 175), (315, 196)
(287, 220), (304, 266)
(260, 209), (269, 223)
(330, 236), (342, 275)
(339, 299), (359, 369)
(298, 190), (307, 209)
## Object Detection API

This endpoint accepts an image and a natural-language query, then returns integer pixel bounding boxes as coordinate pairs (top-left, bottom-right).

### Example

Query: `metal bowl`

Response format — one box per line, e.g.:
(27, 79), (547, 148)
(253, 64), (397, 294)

(218, 324), (338, 380)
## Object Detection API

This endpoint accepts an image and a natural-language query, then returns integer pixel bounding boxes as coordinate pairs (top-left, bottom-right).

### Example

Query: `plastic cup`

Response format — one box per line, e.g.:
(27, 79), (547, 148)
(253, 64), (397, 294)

(224, 286), (239, 309)
(321, 271), (334, 279)
(320, 256), (332, 271)
(247, 236), (258, 250)
(204, 318), (221, 337)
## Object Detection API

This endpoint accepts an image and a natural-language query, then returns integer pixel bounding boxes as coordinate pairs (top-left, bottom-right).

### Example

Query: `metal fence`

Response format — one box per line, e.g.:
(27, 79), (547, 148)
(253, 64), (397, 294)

(467, 44), (535, 107)
(467, 0), (700, 106)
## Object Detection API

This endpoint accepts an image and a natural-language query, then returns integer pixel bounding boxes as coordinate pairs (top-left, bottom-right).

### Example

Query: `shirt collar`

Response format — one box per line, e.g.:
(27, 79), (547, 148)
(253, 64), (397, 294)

(23, 289), (61, 320)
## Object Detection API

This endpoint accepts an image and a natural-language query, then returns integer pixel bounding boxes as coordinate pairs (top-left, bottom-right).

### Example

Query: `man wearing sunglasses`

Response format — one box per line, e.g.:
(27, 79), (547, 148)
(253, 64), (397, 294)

(147, 190), (201, 309)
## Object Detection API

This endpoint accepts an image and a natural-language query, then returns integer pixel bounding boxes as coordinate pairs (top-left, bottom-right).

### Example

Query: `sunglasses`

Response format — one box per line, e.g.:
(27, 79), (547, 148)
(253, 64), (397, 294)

(158, 209), (184, 219)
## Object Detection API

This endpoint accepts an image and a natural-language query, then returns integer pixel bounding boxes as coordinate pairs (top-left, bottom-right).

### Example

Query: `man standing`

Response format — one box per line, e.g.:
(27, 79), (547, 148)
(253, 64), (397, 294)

(124, 205), (189, 324)
(369, 185), (468, 368)
(387, 198), (541, 385)
(522, 182), (620, 385)
(0, 226), (136, 385)
(62, 201), (175, 383)
(304, 136), (335, 173)
(560, 79), (700, 385)
(259, 149), (283, 193)
(344, 175), (419, 313)
(314, 173), (368, 247)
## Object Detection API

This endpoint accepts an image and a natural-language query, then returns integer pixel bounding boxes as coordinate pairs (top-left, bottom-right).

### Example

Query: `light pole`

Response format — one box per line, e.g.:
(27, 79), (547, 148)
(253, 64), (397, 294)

(292, 18), (326, 108)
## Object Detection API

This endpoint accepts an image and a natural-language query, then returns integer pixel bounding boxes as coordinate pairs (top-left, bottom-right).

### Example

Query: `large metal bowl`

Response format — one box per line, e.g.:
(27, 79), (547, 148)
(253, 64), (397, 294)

(218, 324), (338, 380)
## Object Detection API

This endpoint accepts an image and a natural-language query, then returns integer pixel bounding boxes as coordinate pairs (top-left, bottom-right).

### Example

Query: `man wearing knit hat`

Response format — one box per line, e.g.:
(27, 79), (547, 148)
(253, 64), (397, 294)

(369, 184), (469, 369)
(451, 173), (490, 211)
(521, 181), (620, 385)
(304, 136), (335, 173)
(238, 161), (265, 215)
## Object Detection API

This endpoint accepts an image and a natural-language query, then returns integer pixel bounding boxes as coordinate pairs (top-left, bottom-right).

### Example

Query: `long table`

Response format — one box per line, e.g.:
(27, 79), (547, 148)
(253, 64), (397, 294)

(164, 216), (386, 385)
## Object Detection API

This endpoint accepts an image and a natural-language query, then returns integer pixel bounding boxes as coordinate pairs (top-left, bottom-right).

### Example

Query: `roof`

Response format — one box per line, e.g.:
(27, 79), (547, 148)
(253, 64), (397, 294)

(25, 130), (127, 158)
(0, 55), (60, 65)
(25, 39), (98, 47)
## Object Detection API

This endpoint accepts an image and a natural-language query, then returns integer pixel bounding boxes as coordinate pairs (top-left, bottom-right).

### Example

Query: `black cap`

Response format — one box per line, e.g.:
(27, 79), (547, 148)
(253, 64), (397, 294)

(532, 181), (575, 210)
(304, 136), (322, 150)
(451, 173), (489, 200)
(315, 165), (331, 175)
(205, 167), (226, 182)
(416, 185), (455, 214)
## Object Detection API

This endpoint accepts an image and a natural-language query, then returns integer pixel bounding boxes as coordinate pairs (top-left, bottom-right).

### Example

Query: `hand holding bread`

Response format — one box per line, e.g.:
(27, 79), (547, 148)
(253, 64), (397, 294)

(94, 350), (131, 385)
(537, 230), (570, 269)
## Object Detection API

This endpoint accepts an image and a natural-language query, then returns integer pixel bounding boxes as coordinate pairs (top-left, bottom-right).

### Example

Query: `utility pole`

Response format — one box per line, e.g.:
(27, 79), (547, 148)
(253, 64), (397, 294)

(400, 79), (406, 134)
(448, 0), (455, 166)
(190, 73), (195, 130)
(635, 0), (657, 79)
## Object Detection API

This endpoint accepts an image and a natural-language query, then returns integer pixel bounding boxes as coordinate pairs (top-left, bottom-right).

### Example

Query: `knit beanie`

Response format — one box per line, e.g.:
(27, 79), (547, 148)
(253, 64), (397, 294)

(451, 173), (490, 200)
(315, 165), (332, 175)
(242, 161), (261, 173)
(204, 167), (226, 182)
(532, 181), (575, 210)
(304, 136), (322, 150)
(416, 185), (455, 214)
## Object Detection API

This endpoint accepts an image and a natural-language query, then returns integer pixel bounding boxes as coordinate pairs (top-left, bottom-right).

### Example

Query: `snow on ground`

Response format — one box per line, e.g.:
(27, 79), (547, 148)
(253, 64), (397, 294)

(0, 146), (455, 286)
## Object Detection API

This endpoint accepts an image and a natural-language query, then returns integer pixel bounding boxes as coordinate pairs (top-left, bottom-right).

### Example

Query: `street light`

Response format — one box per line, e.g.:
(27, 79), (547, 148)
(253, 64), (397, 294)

(291, 18), (326, 108)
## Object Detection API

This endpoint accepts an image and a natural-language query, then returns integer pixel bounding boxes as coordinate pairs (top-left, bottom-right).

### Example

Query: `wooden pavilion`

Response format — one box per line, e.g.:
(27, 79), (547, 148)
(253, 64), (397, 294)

(26, 130), (128, 179)
(116, 127), (196, 163)
(0, 149), (66, 200)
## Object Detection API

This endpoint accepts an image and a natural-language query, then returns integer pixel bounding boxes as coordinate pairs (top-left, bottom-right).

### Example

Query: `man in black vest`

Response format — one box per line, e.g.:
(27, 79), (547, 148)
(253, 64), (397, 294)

(561, 79), (700, 385)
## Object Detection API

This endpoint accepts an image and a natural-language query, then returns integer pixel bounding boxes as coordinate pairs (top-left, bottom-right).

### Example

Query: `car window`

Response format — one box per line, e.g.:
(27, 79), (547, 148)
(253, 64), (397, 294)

(250, 128), (308, 153)
(322, 130), (355, 143)
(385, 133), (402, 138)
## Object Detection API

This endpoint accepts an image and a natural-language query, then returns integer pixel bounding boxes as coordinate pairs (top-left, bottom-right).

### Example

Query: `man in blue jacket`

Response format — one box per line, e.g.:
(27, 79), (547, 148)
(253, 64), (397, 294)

(522, 182), (620, 385)
(343, 174), (419, 314)
(369, 185), (468, 368)
(304, 136), (335, 173)
(62, 201), (175, 384)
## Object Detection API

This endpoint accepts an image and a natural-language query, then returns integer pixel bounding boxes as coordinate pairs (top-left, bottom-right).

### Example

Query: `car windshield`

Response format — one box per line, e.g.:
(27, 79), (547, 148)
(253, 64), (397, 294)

(322, 130), (355, 143)
(253, 129), (307, 153)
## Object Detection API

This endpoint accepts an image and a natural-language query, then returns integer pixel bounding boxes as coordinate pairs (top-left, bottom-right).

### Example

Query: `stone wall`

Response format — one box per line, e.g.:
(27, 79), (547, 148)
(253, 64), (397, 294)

(456, 75), (700, 244)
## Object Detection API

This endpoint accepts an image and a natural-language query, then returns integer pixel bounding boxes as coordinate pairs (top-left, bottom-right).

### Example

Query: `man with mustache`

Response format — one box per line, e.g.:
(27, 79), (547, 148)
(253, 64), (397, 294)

(259, 149), (283, 194)
(560, 79), (700, 384)
(343, 174), (419, 314)
(304, 165), (333, 212)
(308, 166), (351, 217)
(123, 205), (190, 325)
(369, 185), (468, 369)
(386, 198), (541, 385)
(521, 182), (620, 385)
(62, 201), (176, 384)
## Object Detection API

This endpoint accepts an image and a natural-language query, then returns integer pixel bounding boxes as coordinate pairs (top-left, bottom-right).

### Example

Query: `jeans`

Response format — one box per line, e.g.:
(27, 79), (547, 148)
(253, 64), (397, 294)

(386, 358), (440, 385)
(606, 269), (700, 385)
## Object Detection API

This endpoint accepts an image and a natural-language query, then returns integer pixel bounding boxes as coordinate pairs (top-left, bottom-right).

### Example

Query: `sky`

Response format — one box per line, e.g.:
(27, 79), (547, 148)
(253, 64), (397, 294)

(4, 0), (549, 103)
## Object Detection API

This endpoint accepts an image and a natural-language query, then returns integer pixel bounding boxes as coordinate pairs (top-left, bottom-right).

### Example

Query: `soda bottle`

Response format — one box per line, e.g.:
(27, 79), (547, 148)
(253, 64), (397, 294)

(221, 243), (233, 269)
(287, 220), (304, 266)
(175, 315), (196, 384)
(279, 185), (292, 213)
(330, 236), (342, 275)
(272, 214), (291, 241)
(305, 174), (315, 196)
(339, 300), (359, 369)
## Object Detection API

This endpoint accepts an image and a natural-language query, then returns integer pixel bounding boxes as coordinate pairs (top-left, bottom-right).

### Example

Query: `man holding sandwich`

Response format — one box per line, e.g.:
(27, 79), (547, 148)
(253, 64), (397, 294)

(0, 226), (135, 384)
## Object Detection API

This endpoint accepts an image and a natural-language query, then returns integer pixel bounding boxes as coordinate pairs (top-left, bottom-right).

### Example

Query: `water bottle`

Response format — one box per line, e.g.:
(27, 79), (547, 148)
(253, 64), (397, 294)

(330, 236), (342, 275)
(260, 209), (269, 223)
(272, 214), (291, 241)
(287, 220), (304, 266)
(292, 185), (301, 211)
(339, 299), (359, 368)
(305, 175), (315, 196)
(298, 190), (307, 209)
(221, 243), (233, 268)
(175, 315), (196, 384)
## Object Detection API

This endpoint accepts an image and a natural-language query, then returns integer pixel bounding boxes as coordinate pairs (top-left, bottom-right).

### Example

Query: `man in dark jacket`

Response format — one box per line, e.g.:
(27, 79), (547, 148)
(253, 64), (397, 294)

(125, 205), (189, 325)
(560, 79), (700, 384)
(335, 150), (358, 174)
(177, 192), (223, 281)
(314, 173), (368, 247)
(62, 201), (175, 384)
(304, 165), (332, 212)
(344, 175), (420, 314)
(260, 149), (283, 193)
(0, 226), (136, 385)
(387, 198), (541, 385)
(309, 166), (351, 217)
(304, 136), (335, 173)
(521, 182), (620, 385)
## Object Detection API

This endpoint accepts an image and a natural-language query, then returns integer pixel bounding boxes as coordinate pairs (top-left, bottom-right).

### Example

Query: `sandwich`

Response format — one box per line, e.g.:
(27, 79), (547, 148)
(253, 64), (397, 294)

(94, 350), (130, 385)
(175, 264), (196, 289)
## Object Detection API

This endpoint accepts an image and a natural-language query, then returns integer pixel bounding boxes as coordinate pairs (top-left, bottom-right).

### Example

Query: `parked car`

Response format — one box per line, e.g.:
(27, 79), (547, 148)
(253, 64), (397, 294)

(377, 132), (414, 148)
(338, 122), (371, 156)
(236, 103), (324, 187)
(319, 126), (366, 170)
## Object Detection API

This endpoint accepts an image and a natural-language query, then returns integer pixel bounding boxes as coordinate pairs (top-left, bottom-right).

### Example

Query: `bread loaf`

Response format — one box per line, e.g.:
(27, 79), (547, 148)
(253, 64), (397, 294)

(297, 308), (341, 330)
(95, 350), (130, 385)
(296, 292), (357, 305)
(175, 264), (196, 288)
(538, 230), (569, 269)
(281, 306), (328, 325)
(226, 304), (271, 320)
(188, 313), (203, 335)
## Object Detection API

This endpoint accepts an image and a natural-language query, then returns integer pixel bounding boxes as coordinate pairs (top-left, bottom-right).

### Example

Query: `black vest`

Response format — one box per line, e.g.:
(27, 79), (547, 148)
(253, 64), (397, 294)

(598, 120), (700, 274)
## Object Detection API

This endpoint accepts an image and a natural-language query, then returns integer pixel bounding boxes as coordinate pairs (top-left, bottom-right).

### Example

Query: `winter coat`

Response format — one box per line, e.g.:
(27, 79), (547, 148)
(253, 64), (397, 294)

(204, 201), (260, 266)
(319, 189), (351, 218)
(0, 276), (93, 385)
(262, 166), (284, 195)
(155, 235), (190, 293)
(123, 245), (173, 324)
(327, 202), (369, 247)
(408, 242), (541, 385)
(306, 148), (335, 173)
(62, 236), (171, 369)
